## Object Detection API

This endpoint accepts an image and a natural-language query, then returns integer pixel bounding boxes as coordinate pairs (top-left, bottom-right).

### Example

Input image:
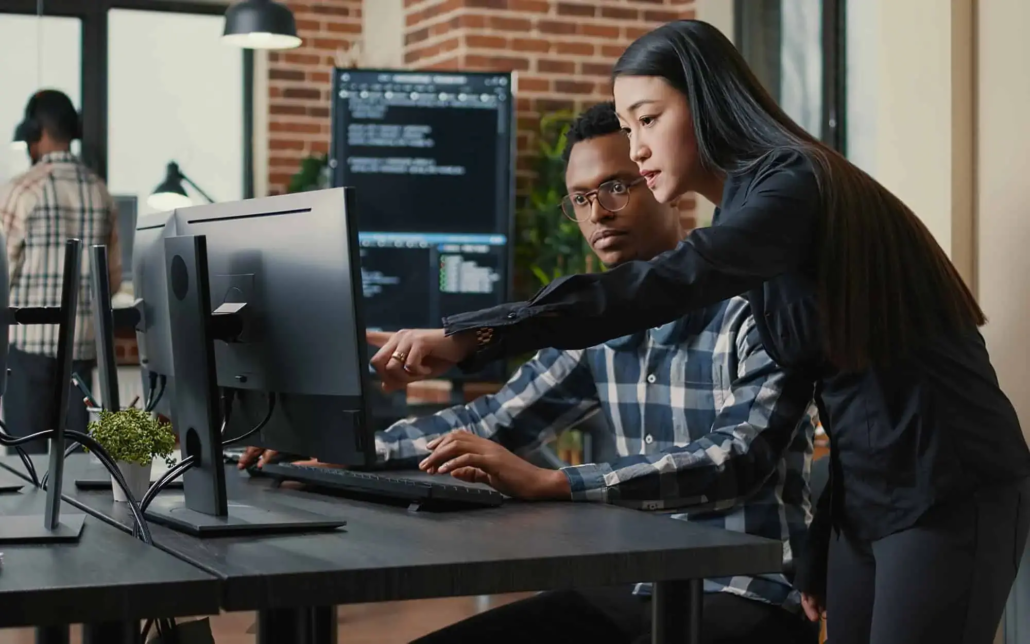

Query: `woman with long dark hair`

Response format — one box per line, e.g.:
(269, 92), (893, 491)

(370, 20), (1030, 644)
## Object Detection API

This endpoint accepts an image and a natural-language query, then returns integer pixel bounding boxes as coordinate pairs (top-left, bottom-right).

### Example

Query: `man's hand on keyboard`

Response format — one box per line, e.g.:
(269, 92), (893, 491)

(419, 431), (571, 501)
(237, 447), (343, 470)
(289, 458), (343, 469)
(237, 447), (272, 470)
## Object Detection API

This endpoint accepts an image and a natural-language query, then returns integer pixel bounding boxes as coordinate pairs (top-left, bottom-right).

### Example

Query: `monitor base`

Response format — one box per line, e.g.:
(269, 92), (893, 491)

(0, 513), (86, 543)
(144, 494), (345, 537)
(74, 477), (182, 491)
(0, 463), (26, 492)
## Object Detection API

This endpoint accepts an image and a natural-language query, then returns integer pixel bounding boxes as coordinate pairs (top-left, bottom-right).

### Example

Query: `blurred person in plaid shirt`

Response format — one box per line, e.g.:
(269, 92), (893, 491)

(0, 89), (120, 453)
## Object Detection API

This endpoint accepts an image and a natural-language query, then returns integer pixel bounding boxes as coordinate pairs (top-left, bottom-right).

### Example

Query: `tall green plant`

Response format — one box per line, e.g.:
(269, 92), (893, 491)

(287, 154), (330, 193)
(509, 111), (601, 463)
(514, 111), (597, 301)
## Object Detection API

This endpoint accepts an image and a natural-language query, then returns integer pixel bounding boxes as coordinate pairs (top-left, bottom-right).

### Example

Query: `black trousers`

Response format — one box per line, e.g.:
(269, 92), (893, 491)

(827, 478), (1030, 644)
(2, 346), (94, 454)
(412, 587), (818, 644)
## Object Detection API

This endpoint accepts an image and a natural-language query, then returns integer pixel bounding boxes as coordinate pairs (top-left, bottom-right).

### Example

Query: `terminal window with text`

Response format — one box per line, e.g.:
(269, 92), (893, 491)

(331, 69), (514, 342)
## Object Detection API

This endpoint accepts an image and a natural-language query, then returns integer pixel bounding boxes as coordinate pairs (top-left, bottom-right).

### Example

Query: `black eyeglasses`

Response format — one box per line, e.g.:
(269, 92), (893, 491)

(560, 177), (646, 222)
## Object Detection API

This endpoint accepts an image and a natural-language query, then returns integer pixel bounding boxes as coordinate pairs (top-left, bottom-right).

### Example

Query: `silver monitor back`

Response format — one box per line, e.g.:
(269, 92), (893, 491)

(0, 227), (8, 396)
(133, 210), (178, 379)
(112, 195), (138, 286)
(172, 188), (373, 466)
(132, 210), (178, 417)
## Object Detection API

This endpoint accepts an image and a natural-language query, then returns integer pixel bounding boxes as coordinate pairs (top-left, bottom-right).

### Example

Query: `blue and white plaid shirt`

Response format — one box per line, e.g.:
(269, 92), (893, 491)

(377, 296), (816, 611)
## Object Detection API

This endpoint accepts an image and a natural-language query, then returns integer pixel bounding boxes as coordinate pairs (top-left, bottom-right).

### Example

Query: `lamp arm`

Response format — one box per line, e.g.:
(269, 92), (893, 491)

(180, 172), (216, 204)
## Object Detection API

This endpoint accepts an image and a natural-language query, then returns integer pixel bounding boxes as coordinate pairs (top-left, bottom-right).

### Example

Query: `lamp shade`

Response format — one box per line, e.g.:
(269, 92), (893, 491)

(148, 162), (193, 211)
(222, 0), (302, 50)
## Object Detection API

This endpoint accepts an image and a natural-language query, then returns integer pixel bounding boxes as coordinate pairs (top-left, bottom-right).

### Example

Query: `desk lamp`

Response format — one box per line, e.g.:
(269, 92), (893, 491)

(222, 0), (302, 50)
(148, 161), (215, 211)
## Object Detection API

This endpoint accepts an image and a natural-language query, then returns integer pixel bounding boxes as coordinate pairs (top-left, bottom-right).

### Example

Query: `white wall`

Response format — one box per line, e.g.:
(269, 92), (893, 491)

(779, 0), (823, 138)
(845, 0), (877, 177)
(843, 0), (974, 286)
(107, 9), (243, 215)
(0, 15), (81, 184)
(253, 49), (270, 198)
(978, 0), (1030, 438)
(362, 0), (404, 68)
(692, 0), (734, 226)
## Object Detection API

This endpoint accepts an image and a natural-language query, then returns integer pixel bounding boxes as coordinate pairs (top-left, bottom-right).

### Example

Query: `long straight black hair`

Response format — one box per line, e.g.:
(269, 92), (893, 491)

(613, 20), (984, 372)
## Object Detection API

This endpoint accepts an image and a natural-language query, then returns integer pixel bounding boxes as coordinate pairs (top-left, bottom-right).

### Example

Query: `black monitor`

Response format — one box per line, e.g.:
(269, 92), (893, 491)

(330, 68), (515, 386)
(0, 239), (86, 543)
(91, 245), (119, 413)
(133, 188), (370, 536)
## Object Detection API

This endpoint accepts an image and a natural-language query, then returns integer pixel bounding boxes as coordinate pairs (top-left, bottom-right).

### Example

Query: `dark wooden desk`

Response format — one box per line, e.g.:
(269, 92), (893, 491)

(15, 454), (784, 644)
(0, 485), (220, 642)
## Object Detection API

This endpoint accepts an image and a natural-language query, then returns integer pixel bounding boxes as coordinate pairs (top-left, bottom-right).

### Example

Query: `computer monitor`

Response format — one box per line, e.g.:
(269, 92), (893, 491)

(330, 68), (515, 385)
(0, 239), (86, 543)
(90, 245), (119, 412)
(132, 210), (178, 418)
(112, 194), (138, 287)
(133, 188), (370, 536)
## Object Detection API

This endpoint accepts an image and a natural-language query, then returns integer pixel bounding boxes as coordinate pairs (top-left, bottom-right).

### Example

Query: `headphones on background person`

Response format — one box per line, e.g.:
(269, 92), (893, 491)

(14, 89), (82, 146)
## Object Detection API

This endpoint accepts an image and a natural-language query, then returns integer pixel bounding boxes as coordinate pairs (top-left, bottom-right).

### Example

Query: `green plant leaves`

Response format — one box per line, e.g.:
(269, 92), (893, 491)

(287, 154), (330, 194)
(514, 109), (595, 299)
(87, 408), (177, 468)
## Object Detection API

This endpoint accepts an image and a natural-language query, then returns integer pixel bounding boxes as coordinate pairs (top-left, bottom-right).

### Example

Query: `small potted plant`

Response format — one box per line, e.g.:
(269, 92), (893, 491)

(87, 408), (177, 503)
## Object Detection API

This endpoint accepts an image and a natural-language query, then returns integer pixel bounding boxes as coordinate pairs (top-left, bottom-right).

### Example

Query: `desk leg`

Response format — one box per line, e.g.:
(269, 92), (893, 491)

(258, 606), (337, 644)
(302, 606), (337, 644)
(258, 608), (305, 644)
(34, 626), (69, 644)
(82, 621), (138, 644)
(652, 579), (703, 644)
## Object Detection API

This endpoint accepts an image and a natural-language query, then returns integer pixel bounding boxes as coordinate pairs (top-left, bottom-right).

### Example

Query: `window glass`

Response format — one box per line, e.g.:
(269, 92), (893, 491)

(0, 14), (82, 183)
(107, 9), (244, 216)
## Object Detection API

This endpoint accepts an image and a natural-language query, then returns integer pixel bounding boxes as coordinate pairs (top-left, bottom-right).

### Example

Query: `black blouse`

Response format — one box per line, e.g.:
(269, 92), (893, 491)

(443, 149), (1030, 589)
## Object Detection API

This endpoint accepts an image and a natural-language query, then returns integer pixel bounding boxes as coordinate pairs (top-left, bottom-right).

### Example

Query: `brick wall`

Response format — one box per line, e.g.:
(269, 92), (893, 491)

(265, 0), (697, 224)
(267, 0), (363, 195)
(403, 0), (698, 225)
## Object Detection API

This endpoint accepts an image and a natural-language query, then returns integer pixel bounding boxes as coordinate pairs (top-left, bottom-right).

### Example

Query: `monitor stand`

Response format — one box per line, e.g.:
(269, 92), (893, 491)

(0, 239), (86, 543)
(0, 467), (24, 493)
(146, 234), (344, 537)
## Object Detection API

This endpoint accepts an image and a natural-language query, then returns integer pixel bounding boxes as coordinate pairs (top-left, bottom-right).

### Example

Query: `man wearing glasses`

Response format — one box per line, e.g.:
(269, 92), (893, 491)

(242, 101), (818, 644)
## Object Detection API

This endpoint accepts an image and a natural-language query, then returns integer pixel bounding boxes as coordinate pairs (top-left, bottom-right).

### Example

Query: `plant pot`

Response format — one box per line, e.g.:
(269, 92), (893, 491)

(111, 461), (151, 504)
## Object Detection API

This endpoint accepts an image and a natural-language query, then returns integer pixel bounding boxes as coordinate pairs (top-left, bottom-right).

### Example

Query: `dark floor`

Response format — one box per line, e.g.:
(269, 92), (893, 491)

(0, 593), (535, 643)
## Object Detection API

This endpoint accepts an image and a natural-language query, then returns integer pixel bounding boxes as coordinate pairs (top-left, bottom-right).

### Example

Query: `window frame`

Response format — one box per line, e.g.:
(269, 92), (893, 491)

(0, 0), (254, 197)
(734, 0), (848, 154)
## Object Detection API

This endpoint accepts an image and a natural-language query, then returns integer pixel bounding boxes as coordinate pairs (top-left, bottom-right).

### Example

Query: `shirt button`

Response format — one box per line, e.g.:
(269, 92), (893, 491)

(646, 374), (656, 384)
(645, 434), (654, 445)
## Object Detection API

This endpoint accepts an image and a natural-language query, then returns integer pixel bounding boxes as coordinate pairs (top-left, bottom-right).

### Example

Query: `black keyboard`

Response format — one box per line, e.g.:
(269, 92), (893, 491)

(260, 463), (505, 511)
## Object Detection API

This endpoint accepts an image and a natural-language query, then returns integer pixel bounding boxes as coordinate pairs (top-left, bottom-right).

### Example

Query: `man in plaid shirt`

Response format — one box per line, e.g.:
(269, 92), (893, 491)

(0, 90), (120, 452)
(244, 102), (818, 643)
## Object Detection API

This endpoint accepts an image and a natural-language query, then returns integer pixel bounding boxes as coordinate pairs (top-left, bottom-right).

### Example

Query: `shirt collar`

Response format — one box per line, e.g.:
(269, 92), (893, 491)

(38, 151), (78, 165)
